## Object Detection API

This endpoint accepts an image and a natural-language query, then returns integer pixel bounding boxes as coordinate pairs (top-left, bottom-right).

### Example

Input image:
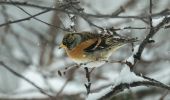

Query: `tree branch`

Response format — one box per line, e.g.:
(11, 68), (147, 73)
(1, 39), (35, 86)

(98, 79), (170, 100)
(0, 61), (54, 99)
(134, 16), (170, 61)
(0, 9), (50, 27)
(1, 1), (170, 19)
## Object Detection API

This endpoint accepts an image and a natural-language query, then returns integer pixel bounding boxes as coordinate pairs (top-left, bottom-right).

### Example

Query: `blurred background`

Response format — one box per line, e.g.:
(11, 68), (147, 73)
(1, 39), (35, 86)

(0, 0), (170, 100)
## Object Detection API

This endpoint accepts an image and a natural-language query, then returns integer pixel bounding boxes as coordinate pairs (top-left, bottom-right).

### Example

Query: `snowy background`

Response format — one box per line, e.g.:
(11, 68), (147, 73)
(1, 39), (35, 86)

(0, 0), (170, 100)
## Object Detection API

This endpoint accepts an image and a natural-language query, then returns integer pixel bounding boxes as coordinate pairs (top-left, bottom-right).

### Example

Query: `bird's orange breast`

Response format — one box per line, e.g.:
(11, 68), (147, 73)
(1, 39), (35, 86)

(66, 38), (98, 61)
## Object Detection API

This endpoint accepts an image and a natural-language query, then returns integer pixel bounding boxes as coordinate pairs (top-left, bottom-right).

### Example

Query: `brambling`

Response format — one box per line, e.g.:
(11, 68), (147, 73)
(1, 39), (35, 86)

(59, 32), (137, 68)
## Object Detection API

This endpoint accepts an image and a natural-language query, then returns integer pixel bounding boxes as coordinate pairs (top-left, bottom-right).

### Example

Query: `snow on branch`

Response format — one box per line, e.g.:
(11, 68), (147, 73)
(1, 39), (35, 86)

(95, 14), (170, 98)
(122, 15), (170, 70)
(98, 79), (170, 100)
(114, 65), (145, 85)
(1, 1), (170, 22)
(134, 15), (170, 62)
(87, 65), (170, 100)
(87, 13), (170, 98)
(1, 1), (170, 32)
(1, 0), (170, 100)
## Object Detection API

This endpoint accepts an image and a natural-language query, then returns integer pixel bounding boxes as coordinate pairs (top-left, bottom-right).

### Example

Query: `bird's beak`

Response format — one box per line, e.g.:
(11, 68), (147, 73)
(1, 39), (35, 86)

(59, 43), (65, 49)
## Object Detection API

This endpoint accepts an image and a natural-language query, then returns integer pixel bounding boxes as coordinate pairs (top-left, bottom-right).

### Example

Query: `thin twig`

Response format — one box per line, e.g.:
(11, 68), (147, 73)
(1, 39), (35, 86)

(84, 67), (92, 95)
(0, 9), (50, 27)
(9, 0), (68, 31)
(98, 1), (170, 99)
(1, 1), (170, 19)
(134, 1), (170, 64)
(0, 61), (53, 99)
(1, 1), (170, 31)
(134, 16), (170, 61)
(149, 0), (153, 28)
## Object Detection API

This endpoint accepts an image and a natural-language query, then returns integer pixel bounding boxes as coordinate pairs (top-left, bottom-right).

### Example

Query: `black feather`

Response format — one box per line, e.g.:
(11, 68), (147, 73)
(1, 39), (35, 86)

(84, 37), (110, 52)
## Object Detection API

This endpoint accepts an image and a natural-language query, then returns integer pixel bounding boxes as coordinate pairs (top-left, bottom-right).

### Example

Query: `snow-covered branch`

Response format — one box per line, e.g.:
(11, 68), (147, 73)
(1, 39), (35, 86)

(134, 16), (170, 63)
(98, 79), (170, 100)
(87, 65), (170, 100)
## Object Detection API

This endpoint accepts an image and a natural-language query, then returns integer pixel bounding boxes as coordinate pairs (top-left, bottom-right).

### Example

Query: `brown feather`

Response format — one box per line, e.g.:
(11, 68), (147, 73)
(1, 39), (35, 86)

(66, 38), (98, 60)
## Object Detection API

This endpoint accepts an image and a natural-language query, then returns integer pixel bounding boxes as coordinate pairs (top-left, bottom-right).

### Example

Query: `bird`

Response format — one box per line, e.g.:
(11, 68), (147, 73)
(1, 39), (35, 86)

(59, 32), (137, 68)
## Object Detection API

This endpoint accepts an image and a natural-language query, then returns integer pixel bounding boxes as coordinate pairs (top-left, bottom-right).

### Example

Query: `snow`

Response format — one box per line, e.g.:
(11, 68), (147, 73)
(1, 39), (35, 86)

(133, 45), (140, 54)
(114, 65), (145, 85)
(79, 61), (106, 68)
(86, 86), (112, 100)
(69, 14), (75, 18)
(0, 92), (48, 99)
(126, 44), (154, 64)
(54, 46), (65, 57)
(126, 45), (139, 65)
(14, 66), (85, 97)
(91, 71), (119, 93)
(62, 82), (85, 94)
(87, 65), (146, 100)
(1, 0), (170, 100)
(126, 55), (135, 65)
(152, 16), (165, 27)
(70, 21), (75, 27)
(16, 68), (47, 92)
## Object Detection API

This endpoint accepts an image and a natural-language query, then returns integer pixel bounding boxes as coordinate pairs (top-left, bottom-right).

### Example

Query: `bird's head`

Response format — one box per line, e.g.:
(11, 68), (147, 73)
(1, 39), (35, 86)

(59, 33), (82, 50)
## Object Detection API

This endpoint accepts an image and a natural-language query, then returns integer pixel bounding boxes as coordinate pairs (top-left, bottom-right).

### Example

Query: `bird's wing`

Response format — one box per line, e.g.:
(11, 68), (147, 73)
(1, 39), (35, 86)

(84, 35), (111, 52)
(84, 35), (137, 52)
(78, 32), (100, 41)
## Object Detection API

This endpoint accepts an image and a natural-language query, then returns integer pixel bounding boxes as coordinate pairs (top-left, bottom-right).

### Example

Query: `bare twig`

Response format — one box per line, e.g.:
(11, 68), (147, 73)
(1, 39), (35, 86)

(149, 0), (153, 28)
(1, 1), (170, 32)
(97, 1), (170, 99)
(0, 61), (53, 99)
(134, 16), (170, 61)
(1, 1), (170, 19)
(81, 15), (104, 30)
(84, 67), (92, 95)
(10, 29), (32, 64)
(133, 0), (170, 66)
(8, 0), (68, 31)
(113, 26), (170, 31)
(1, 1), (170, 100)
(0, 9), (50, 27)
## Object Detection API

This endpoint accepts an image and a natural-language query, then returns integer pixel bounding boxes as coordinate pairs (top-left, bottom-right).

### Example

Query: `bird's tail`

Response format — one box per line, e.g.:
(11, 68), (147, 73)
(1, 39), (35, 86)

(113, 37), (138, 43)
